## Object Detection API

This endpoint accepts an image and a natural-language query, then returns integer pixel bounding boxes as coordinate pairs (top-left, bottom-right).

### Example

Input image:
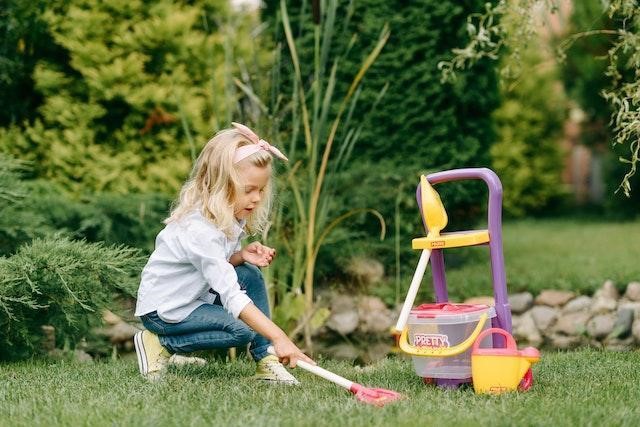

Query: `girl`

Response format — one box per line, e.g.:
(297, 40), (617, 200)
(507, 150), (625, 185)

(133, 122), (313, 383)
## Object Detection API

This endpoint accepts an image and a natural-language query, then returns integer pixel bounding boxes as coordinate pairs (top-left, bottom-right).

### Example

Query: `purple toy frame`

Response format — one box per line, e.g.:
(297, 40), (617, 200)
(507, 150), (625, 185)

(416, 168), (512, 387)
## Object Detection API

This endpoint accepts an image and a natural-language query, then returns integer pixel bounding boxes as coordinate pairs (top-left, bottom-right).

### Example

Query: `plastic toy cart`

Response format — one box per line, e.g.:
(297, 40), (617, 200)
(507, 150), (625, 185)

(394, 168), (532, 389)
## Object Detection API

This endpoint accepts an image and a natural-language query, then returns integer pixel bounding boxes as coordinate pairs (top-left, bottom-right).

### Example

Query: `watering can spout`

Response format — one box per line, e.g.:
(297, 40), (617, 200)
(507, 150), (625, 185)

(471, 328), (541, 394)
(518, 347), (540, 379)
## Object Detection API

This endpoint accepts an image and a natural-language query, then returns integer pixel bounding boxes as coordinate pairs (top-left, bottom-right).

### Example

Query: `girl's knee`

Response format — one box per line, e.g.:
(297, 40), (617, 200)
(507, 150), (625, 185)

(235, 263), (264, 287)
(230, 322), (256, 346)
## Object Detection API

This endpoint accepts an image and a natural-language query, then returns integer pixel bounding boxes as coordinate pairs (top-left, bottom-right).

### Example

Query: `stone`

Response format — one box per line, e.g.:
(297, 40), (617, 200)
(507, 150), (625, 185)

(74, 349), (93, 363)
(48, 349), (65, 359)
(326, 294), (359, 335)
(323, 343), (360, 361)
(329, 294), (357, 311)
(594, 280), (620, 300)
(586, 314), (616, 340)
(463, 296), (494, 306)
(102, 309), (123, 326)
(357, 296), (393, 333)
(509, 292), (533, 314)
(562, 296), (592, 313)
(608, 308), (635, 339)
(326, 311), (359, 335)
(624, 282), (640, 302)
(530, 306), (559, 332)
(41, 325), (56, 352)
(619, 301), (640, 318)
(535, 290), (575, 307)
(345, 257), (384, 287)
(107, 322), (141, 344)
(514, 312), (542, 347)
(364, 342), (393, 364)
(587, 339), (604, 349)
(633, 319), (640, 343)
(511, 314), (521, 331)
(549, 333), (581, 349)
(590, 297), (617, 315)
(604, 336), (634, 351)
(553, 311), (589, 336)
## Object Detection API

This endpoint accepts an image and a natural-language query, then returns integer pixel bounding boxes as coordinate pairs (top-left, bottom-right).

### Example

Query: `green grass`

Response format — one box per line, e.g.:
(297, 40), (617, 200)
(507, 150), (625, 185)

(1, 349), (640, 426)
(418, 219), (640, 301)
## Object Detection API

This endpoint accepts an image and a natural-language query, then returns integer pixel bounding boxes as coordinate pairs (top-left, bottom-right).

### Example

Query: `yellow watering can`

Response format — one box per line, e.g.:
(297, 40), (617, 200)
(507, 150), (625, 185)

(471, 328), (540, 394)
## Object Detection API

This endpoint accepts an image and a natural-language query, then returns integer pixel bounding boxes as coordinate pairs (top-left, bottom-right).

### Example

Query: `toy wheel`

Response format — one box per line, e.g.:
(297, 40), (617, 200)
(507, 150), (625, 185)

(422, 377), (435, 385)
(518, 368), (533, 391)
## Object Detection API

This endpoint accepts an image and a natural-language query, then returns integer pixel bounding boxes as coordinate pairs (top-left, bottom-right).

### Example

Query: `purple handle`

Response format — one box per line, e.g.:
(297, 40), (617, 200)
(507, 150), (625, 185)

(426, 168), (503, 230)
(416, 168), (512, 334)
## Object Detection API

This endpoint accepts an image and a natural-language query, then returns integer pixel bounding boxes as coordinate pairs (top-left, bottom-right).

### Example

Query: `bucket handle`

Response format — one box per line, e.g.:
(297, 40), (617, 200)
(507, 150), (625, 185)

(399, 313), (488, 357)
(472, 327), (517, 352)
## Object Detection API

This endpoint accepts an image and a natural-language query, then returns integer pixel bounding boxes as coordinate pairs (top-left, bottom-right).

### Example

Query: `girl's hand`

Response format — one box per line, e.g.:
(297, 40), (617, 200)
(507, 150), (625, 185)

(272, 336), (315, 368)
(241, 241), (276, 267)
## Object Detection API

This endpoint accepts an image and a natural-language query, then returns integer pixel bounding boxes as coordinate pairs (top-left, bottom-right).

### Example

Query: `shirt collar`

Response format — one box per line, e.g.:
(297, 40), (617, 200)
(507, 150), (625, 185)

(233, 219), (247, 241)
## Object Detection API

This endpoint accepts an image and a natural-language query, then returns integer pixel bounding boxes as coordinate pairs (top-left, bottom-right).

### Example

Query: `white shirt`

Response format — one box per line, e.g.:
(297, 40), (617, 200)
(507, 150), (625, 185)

(134, 210), (253, 322)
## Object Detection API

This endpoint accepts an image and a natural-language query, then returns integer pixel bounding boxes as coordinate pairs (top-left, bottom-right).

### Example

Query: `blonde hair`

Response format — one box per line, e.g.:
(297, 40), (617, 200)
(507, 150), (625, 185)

(165, 127), (274, 237)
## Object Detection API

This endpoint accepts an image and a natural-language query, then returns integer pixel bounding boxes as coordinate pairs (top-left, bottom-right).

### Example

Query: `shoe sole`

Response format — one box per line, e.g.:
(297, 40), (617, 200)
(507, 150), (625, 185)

(254, 377), (299, 385)
(133, 331), (148, 375)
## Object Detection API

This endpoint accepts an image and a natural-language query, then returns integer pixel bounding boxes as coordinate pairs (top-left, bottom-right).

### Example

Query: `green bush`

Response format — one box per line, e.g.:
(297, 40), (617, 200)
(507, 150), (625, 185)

(0, 155), (53, 256)
(491, 47), (566, 217)
(261, 1), (500, 292)
(0, 156), (170, 256)
(0, 155), (147, 359)
(263, 0), (499, 196)
(0, 0), (258, 195)
(0, 0), (62, 125)
(0, 237), (143, 360)
(21, 181), (170, 253)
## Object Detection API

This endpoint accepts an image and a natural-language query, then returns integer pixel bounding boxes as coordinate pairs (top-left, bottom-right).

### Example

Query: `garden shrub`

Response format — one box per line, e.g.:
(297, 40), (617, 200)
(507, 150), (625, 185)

(0, 155), (53, 256)
(491, 46), (566, 217)
(21, 181), (170, 253)
(0, 237), (143, 360)
(0, 0), (258, 196)
(0, 155), (146, 359)
(0, 0), (61, 125)
(261, 0), (500, 290)
(263, 0), (499, 207)
(0, 157), (170, 256)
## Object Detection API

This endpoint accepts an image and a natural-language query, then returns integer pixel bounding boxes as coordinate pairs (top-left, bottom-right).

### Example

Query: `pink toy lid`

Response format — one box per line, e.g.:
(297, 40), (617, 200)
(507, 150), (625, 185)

(411, 303), (491, 318)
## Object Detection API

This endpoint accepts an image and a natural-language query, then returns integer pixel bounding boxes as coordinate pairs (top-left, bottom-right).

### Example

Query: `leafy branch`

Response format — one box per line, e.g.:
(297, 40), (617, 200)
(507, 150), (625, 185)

(438, 0), (640, 195)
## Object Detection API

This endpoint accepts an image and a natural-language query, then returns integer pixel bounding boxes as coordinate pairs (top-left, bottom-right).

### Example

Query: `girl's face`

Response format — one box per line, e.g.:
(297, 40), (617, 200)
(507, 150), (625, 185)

(233, 162), (271, 220)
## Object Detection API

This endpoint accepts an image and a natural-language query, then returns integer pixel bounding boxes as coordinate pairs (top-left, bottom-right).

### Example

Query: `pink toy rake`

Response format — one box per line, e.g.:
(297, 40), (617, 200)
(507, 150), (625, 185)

(267, 346), (403, 407)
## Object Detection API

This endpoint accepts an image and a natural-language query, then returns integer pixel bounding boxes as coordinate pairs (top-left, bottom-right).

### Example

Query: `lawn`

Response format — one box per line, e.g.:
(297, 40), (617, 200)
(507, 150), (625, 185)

(417, 219), (640, 301)
(2, 349), (639, 426)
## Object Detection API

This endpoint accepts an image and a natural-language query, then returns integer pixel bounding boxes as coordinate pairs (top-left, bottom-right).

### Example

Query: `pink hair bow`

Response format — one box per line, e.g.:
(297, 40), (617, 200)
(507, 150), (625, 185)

(232, 122), (289, 163)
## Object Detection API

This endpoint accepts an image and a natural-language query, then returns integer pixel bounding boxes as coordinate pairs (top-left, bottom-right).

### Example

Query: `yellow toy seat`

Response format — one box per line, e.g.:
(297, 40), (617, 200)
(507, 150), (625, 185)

(412, 175), (490, 250)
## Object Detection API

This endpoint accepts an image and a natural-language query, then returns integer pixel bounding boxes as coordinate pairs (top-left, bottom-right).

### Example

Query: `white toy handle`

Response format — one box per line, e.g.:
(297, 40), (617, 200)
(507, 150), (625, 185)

(267, 346), (353, 390)
(394, 249), (431, 333)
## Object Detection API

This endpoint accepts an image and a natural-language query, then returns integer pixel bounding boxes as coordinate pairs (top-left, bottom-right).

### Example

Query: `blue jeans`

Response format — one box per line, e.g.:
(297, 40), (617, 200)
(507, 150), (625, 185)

(140, 263), (271, 361)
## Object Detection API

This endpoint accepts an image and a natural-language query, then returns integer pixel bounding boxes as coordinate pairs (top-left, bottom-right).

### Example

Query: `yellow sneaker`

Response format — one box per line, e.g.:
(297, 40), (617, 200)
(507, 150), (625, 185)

(134, 330), (170, 381)
(254, 355), (300, 385)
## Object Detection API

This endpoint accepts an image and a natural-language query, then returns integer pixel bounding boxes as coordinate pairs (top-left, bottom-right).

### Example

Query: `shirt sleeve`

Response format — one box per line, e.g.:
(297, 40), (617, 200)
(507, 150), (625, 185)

(176, 222), (252, 318)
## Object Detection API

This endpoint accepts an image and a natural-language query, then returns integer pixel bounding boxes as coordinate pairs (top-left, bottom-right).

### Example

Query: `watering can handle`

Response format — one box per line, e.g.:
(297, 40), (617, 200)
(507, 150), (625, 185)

(472, 327), (517, 352)
(399, 313), (488, 357)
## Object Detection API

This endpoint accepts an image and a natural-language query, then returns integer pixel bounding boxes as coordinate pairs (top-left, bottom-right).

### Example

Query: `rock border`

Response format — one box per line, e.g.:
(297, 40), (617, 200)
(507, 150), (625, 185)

(323, 280), (640, 351)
